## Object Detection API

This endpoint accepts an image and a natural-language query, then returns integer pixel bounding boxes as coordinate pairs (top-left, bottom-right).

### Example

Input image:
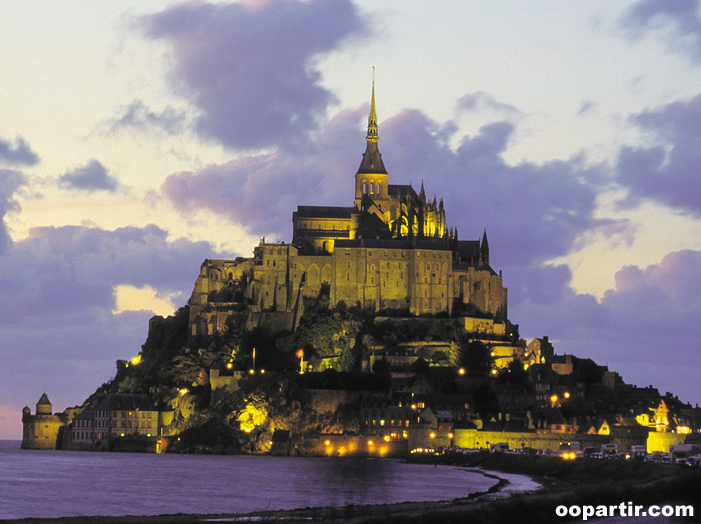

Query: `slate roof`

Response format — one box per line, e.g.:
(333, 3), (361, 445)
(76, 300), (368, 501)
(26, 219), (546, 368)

(295, 206), (355, 219)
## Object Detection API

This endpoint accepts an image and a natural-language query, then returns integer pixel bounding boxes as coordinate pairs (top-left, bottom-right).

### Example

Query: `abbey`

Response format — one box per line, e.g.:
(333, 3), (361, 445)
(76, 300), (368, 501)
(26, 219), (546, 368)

(189, 81), (507, 336)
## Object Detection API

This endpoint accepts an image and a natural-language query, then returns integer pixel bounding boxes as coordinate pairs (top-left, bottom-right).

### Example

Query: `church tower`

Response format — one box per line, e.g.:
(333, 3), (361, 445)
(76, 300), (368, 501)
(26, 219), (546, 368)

(354, 71), (389, 212)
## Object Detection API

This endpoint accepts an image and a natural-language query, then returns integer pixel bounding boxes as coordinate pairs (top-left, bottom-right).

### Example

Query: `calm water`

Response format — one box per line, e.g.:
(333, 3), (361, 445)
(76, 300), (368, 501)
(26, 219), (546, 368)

(0, 441), (507, 519)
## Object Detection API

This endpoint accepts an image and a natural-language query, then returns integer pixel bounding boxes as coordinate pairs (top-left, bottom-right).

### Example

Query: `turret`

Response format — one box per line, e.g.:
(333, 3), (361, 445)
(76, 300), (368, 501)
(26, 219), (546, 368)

(36, 392), (52, 415)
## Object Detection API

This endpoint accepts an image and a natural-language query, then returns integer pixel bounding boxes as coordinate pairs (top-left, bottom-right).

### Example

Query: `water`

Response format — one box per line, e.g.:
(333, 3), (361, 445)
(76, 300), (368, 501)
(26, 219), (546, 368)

(0, 441), (510, 519)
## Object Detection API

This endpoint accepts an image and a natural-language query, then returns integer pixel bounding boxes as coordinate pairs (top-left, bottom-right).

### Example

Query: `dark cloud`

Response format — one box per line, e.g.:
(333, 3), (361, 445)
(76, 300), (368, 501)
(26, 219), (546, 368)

(59, 160), (119, 192)
(0, 224), (222, 323)
(165, 101), (607, 268)
(0, 169), (26, 253)
(512, 250), (701, 405)
(143, 0), (368, 150)
(619, 0), (701, 64)
(103, 100), (187, 134)
(379, 111), (607, 267)
(617, 94), (701, 214)
(0, 136), (39, 166)
(0, 222), (234, 435)
(163, 105), (366, 235)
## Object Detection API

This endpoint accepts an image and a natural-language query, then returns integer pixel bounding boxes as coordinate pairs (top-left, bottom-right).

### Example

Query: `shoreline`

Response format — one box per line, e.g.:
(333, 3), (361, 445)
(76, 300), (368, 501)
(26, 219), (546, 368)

(0, 465), (540, 524)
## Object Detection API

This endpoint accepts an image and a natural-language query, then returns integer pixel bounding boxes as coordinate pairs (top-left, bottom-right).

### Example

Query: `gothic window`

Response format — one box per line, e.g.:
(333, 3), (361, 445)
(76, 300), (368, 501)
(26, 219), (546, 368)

(371, 264), (375, 271)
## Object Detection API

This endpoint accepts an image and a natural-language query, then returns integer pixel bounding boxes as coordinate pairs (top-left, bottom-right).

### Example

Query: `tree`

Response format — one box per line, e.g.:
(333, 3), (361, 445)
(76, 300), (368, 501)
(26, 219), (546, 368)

(461, 340), (492, 376)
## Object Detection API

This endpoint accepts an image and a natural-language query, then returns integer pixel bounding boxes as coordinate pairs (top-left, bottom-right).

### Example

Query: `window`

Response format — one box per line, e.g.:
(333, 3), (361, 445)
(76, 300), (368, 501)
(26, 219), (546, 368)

(368, 250), (372, 256)
(345, 248), (350, 255)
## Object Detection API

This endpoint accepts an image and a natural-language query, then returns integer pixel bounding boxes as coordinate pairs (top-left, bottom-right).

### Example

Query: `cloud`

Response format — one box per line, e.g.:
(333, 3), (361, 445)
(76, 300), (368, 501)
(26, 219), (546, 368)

(142, 0), (368, 150)
(617, 94), (701, 214)
(0, 224), (221, 323)
(163, 105), (366, 236)
(456, 92), (521, 116)
(0, 169), (26, 253)
(0, 222), (233, 436)
(59, 160), (119, 192)
(164, 99), (607, 269)
(0, 136), (39, 166)
(102, 100), (188, 135)
(619, 0), (701, 64)
(378, 110), (607, 267)
(512, 249), (701, 405)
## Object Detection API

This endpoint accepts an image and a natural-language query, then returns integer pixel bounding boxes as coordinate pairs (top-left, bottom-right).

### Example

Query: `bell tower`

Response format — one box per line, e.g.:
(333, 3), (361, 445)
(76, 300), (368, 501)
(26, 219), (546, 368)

(354, 69), (389, 210)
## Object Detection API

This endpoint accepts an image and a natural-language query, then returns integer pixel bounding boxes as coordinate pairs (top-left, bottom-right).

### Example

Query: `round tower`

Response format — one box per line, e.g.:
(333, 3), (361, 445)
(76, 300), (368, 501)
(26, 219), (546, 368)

(36, 392), (52, 415)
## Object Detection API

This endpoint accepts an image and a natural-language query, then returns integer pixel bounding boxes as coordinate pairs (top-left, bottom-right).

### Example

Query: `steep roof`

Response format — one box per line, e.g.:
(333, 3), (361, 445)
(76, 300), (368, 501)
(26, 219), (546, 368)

(357, 141), (387, 174)
(294, 206), (355, 219)
(37, 392), (51, 406)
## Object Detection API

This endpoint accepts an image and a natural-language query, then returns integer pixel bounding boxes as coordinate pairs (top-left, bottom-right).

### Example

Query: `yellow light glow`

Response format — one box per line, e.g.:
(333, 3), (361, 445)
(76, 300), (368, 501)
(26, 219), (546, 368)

(226, 362), (233, 370)
(130, 355), (142, 366)
(550, 394), (558, 403)
(677, 426), (692, 434)
(249, 369), (255, 374)
(411, 404), (417, 409)
(383, 435), (390, 442)
(113, 284), (178, 316)
(178, 388), (188, 396)
(325, 440), (331, 446)
(491, 369), (497, 375)
(458, 368), (465, 375)
(367, 440), (373, 446)
(429, 432), (436, 439)
(448, 433), (454, 439)
(260, 369), (265, 374)
(564, 392), (570, 399)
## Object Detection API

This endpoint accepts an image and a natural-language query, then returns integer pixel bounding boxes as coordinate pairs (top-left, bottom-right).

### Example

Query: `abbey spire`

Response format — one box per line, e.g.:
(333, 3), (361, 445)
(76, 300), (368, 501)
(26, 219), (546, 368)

(366, 69), (379, 143)
(357, 69), (387, 176)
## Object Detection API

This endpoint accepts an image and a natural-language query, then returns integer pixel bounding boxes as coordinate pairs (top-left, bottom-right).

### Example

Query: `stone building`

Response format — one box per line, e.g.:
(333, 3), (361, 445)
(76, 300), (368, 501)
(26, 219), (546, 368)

(21, 393), (71, 450)
(189, 79), (507, 337)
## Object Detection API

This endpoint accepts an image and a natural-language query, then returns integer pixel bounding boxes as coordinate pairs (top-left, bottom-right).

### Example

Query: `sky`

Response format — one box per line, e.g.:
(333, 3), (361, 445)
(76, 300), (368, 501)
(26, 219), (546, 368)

(2, 0), (701, 439)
